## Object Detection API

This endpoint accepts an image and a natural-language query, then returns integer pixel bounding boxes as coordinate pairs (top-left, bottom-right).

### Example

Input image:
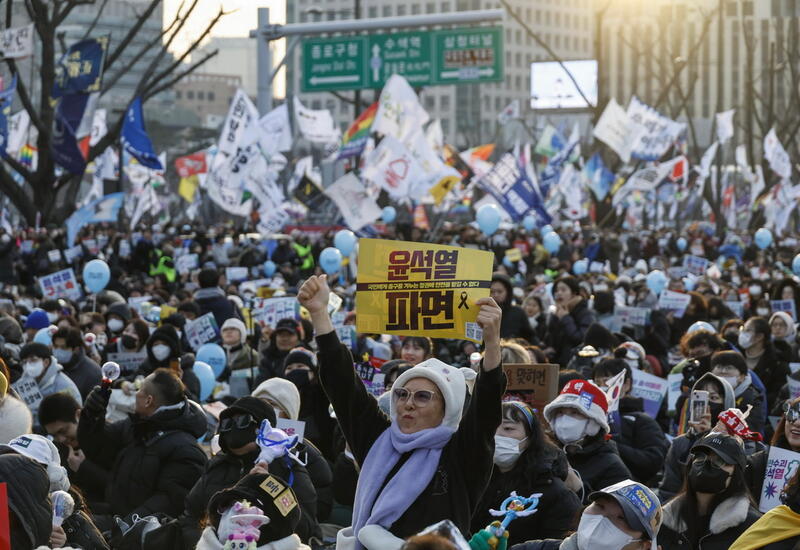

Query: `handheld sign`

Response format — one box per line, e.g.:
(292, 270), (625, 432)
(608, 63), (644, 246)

(356, 239), (493, 342)
(759, 447), (800, 512)
(502, 363), (560, 408)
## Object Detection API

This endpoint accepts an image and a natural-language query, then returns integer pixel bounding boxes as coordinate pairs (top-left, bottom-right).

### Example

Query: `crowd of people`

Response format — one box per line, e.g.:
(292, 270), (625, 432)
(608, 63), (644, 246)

(2, 219), (800, 550)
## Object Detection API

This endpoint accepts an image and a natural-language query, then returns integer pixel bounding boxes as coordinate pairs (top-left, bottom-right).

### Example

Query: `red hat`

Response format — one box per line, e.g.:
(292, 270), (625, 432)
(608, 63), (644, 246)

(543, 379), (610, 434)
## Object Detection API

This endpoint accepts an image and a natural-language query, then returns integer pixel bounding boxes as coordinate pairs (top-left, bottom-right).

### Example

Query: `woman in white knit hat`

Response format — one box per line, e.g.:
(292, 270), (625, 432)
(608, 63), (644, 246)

(298, 274), (505, 550)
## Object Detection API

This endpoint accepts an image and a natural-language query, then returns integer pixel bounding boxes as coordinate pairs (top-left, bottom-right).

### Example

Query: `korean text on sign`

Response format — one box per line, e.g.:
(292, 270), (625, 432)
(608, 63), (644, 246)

(38, 268), (82, 301)
(356, 239), (493, 342)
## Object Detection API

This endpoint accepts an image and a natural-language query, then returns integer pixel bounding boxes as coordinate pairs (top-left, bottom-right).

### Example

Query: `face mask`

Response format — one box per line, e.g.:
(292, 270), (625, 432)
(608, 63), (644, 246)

(220, 428), (255, 452)
(688, 460), (731, 493)
(493, 435), (526, 469)
(738, 331), (754, 349)
(552, 415), (588, 445)
(756, 308), (770, 317)
(577, 513), (641, 550)
(720, 376), (740, 391)
(527, 316), (538, 330)
(152, 344), (171, 361)
(53, 348), (73, 364)
(46, 312), (58, 323)
(122, 334), (138, 349)
(24, 359), (45, 378)
(108, 319), (124, 333)
(286, 368), (311, 390)
(749, 285), (762, 297)
(708, 401), (725, 422)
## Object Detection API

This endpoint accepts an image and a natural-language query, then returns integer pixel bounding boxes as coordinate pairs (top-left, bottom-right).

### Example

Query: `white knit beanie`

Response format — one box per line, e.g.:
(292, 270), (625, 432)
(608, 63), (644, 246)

(391, 358), (472, 430)
(221, 318), (247, 345)
(252, 377), (301, 421)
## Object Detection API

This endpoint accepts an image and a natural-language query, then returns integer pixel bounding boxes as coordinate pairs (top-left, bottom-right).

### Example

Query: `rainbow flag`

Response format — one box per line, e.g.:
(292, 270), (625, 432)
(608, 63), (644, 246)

(338, 101), (378, 160)
(19, 144), (36, 168)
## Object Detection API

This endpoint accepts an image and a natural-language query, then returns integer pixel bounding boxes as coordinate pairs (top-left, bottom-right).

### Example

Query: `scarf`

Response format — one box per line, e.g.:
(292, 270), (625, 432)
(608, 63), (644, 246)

(351, 422), (455, 548)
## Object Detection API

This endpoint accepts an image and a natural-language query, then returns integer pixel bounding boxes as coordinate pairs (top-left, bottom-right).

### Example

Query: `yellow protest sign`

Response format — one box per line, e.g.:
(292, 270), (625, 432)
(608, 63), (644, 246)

(505, 247), (522, 262)
(356, 239), (493, 342)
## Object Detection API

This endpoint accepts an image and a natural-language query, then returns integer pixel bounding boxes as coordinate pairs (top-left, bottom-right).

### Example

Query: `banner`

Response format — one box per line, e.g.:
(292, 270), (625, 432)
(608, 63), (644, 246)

(175, 151), (207, 179)
(764, 128), (792, 180)
(0, 75), (16, 156)
(356, 239), (493, 342)
(630, 369), (669, 417)
(0, 23), (33, 59)
(593, 98), (638, 163)
(770, 300), (798, 322)
(252, 297), (300, 328)
(52, 36), (108, 98)
(65, 192), (124, 246)
(480, 153), (550, 223)
(248, 103), (292, 156)
(759, 446), (800, 512)
(339, 101), (378, 159)
(658, 290), (691, 318)
(106, 350), (148, 375)
(324, 172), (382, 230)
(184, 312), (219, 350)
(215, 89), (259, 161)
(38, 268), (82, 301)
(293, 97), (338, 143)
(6, 110), (28, 155)
(626, 96), (685, 161)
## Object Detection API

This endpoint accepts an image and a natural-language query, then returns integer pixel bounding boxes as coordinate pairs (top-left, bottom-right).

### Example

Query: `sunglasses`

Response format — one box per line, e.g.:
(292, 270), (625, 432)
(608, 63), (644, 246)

(692, 451), (728, 469)
(783, 401), (800, 424)
(219, 414), (255, 433)
(392, 388), (439, 408)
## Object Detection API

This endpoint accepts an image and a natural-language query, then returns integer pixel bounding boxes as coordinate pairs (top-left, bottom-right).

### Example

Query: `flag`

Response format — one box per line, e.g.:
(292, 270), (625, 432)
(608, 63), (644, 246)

(425, 119), (444, 154)
(324, 172), (382, 230)
(51, 92), (89, 174)
(0, 24), (34, 59)
(65, 192), (124, 246)
(584, 153), (614, 201)
(52, 36), (108, 99)
(130, 184), (160, 229)
(293, 174), (325, 208)
(339, 101), (378, 159)
(413, 204), (430, 230)
(539, 128), (580, 199)
(715, 109), (735, 144)
(626, 96), (686, 161)
(121, 97), (162, 170)
(293, 97), (339, 144)
(479, 152), (551, 224)
(0, 207), (11, 235)
(178, 175), (199, 203)
(361, 135), (426, 201)
(603, 370), (626, 413)
(174, 151), (207, 179)
(697, 141), (719, 181)
(18, 143), (35, 168)
(81, 146), (116, 207)
(764, 127), (792, 180)
(593, 98), (639, 163)
(0, 74), (16, 156)
(497, 99), (520, 125)
(372, 74), (430, 141)
(243, 103), (292, 157)
(6, 109), (27, 156)
(534, 124), (565, 157)
(403, 127), (461, 202)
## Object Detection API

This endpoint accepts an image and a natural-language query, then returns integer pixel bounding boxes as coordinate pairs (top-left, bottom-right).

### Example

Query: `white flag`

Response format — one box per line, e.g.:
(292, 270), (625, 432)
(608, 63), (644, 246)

(715, 109), (735, 144)
(6, 110), (29, 155)
(245, 103), (292, 156)
(425, 119), (444, 154)
(697, 141), (719, 180)
(593, 98), (639, 163)
(293, 97), (339, 144)
(497, 99), (520, 125)
(214, 89), (259, 164)
(735, 145), (750, 175)
(324, 172), (382, 230)
(0, 24), (34, 59)
(764, 127), (792, 180)
(626, 96), (685, 161)
(89, 109), (107, 147)
(403, 127), (461, 200)
(372, 74), (430, 141)
(613, 156), (685, 207)
(361, 135), (426, 201)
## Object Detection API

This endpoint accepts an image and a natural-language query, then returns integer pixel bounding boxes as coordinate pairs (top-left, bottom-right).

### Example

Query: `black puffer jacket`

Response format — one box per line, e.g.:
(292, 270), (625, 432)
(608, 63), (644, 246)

(614, 396), (669, 484)
(61, 350), (102, 400)
(659, 494), (761, 550)
(0, 454), (51, 550)
(563, 434), (631, 500)
(752, 344), (790, 407)
(77, 398), (208, 521)
(472, 448), (580, 545)
(492, 274), (535, 342)
(546, 300), (596, 367)
(62, 490), (109, 550)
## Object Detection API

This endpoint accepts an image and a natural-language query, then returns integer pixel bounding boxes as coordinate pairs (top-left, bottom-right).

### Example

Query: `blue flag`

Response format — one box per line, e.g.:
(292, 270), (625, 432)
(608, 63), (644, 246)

(65, 192), (125, 246)
(584, 153), (614, 201)
(52, 37), (108, 99)
(121, 97), (162, 170)
(51, 93), (90, 174)
(0, 74), (17, 156)
(479, 153), (552, 224)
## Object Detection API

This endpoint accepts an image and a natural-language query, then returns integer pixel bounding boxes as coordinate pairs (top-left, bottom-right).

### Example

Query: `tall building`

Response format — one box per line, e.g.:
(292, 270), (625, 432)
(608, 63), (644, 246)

(601, 0), (800, 149)
(284, 0), (595, 147)
(174, 73), (243, 129)
(192, 37), (265, 99)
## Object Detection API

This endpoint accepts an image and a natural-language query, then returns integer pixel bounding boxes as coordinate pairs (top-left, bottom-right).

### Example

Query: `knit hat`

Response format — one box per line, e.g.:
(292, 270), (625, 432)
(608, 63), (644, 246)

(0, 395), (32, 445)
(105, 302), (132, 322)
(391, 358), (471, 430)
(24, 309), (49, 330)
(543, 379), (610, 434)
(208, 473), (301, 543)
(221, 318), (247, 346)
(252, 378), (301, 421)
(146, 324), (181, 362)
(770, 311), (797, 341)
(0, 434), (70, 492)
(283, 347), (316, 373)
(20, 342), (52, 361)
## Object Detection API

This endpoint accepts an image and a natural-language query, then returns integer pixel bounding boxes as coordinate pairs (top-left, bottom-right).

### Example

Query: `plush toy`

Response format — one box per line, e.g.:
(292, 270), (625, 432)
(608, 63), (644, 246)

(218, 500), (270, 547)
(255, 419), (299, 466)
(223, 533), (258, 550)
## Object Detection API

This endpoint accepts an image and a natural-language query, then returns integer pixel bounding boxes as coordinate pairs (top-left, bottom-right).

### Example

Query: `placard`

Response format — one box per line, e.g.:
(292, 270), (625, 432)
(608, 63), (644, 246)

(252, 297), (299, 328)
(667, 372), (683, 412)
(683, 255), (709, 276)
(658, 290), (691, 318)
(504, 248), (522, 263)
(63, 245), (83, 264)
(630, 369), (669, 417)
(667, 266), (688, 279)
(276, 418), (306, 443)
(502, 363), (560, 407)
(770, 300), (798, 322)
(107, 350), (148, 375)
(759, 446), (800, 512)
(616, 305), (649, 327)
(176, 253), (198, 275)
(725, 300), (744, 318)
(47, 249), (61, 263)
(38, 268), (82, 301)
(356, 239), (493, 343)
(184, 312), (219, 350)
(225, 266), (249, 282)
(788, 376), (800, 400)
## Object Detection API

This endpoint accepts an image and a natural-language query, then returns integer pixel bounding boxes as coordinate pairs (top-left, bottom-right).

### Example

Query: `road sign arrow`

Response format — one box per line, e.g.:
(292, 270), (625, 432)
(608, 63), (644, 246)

(438, 67), (495, 80)
(309, 74), (361, 85)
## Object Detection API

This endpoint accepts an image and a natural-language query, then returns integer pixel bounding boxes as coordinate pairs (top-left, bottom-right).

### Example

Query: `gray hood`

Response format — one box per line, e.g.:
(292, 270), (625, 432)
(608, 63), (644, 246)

(692, 372), (735, 409)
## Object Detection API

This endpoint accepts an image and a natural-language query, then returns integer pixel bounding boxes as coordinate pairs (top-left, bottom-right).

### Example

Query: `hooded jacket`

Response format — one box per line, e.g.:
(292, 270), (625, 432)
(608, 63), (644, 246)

(562, 433), (632, 500)
(492, 274), (535, 342)
(139, 324), (182, 374)
(659, 494), (761, 550)
(11, 356), (82, 425)
(77, 399), (208, 521)
(0, 453), (52, 549)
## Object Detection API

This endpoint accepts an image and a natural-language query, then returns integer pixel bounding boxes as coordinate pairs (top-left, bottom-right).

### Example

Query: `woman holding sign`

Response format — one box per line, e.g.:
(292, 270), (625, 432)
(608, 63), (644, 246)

(298, 274), (506, 550)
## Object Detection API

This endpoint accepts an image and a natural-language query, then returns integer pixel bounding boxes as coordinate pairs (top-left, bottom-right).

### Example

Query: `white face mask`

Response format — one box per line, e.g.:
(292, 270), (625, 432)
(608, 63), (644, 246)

(720, 375), (740, 390)
(528, 316), (538, 330)
(577, 513), (642, 550)
(749, 285), (762, 297)
(738, 331), (754, 349)
(107, 319), (124, 333)
(152, 344), (171, 361)
(493, 435), (527, 469)
(756, 308), (770, 317)
(46, 312), (58, 323)
(53, 348), (73, 364)
(552, 414), (588, 445)
(24, 359), (45, 378)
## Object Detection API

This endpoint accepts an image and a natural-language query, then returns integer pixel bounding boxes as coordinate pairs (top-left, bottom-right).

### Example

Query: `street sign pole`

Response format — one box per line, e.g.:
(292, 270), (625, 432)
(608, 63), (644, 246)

(256, 7), (273, 115)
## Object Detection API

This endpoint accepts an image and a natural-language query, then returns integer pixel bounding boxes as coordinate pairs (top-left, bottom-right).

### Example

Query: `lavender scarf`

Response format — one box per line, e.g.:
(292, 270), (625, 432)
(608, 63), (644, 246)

(351, 422), (455, 547)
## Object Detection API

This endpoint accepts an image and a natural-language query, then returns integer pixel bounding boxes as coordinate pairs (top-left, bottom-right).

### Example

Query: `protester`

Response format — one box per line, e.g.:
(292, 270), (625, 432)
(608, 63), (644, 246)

(52, 326), (102, 399)
(491, 273), (535, 341)
(257, 318), (305, 383)
(545, 276), (596, 366)
(739, 316), (790, 405)
(0, 453), (52, 549)
(709, 350), (766, 434)
(13, 342), (82, 424)
(195, 267), (243, 326)
(0, 370), (33, 444)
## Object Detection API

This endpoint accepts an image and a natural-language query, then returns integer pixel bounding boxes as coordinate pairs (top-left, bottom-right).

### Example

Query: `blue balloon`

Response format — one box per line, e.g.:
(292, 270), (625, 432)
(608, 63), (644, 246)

(503, 257), (514, 268)
(197, 343), (227, 378)
(193, 361), (215, 402)
(263, 260), (277, 277)
(543, 232), (561, 254)
(676, 237), (687, 252)
(755, 228), (773, 250)
(319, 247), (343, 275)
(541, 224), (554, 236)
(382, 206), (396, 224)
(33, 326), (54, 346)
(522, 215), (536, 232)
(793, 254), (800, 276)
(573, 259), (588, 275)
(476, 204), (501, 236)
(334, 229), (357, 256)
(83, 259), (110, 293)
(646, 270), (668, 295)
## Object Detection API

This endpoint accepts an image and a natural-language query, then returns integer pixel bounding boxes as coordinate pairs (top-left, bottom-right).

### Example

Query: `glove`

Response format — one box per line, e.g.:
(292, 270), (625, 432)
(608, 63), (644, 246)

(83, 385), (111, 417)
(469, 523), (508, 550)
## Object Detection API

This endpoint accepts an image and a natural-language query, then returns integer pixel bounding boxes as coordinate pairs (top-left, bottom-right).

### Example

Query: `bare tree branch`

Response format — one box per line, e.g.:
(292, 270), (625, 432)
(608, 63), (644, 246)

(5, 59), (46, 135)
(103, 0), (162, 73)
(143, 49), (218, 100)
(80, 0), (111, 41)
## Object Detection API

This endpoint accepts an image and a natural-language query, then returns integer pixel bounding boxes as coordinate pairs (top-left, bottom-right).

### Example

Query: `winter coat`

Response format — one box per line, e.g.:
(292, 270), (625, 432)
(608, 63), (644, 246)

(563, 434), (631, 499)
(62, 502), (109, 550)
(510, 534), (577, 550)
(11, 358), (82, 425)
(296, 440), (333, 522)
(61, 350), (102, 400)
(226, 343), (259, 376)
(196, 526), (311, 550)
(659, 494), (761, 550)
(492, 273), (535, 342)
(77, 399), (208, 521)
(472, 449), (581, 545)
(67, 453), (110, 510)
(296, 381), (337, 462)
(317, 330), (506, 545)
(180, 449), (321, 548)
(194, 286), (243, 328)
(546, 300), (596, 367)
(256, 343), (291, 385)
(0, 235), (16, 284)
(0, 453), (52, 549)
(751, 345), (790, 407)
(614, 396), (670, 484)
(732, 374), (767, 435)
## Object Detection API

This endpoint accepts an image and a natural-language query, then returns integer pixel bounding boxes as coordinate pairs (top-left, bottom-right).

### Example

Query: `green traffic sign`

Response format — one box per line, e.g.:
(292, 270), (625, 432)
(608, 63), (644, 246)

(301, 26), (503, 92)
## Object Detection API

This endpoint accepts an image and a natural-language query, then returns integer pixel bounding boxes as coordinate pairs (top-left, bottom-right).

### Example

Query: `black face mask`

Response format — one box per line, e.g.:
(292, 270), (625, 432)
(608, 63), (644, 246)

(220, 427), (255, 452)
(708, 401), (726, 423)
(122, 335), (138, 349)
(286, 368), (311, 390)
(688, 461), (731, 494)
